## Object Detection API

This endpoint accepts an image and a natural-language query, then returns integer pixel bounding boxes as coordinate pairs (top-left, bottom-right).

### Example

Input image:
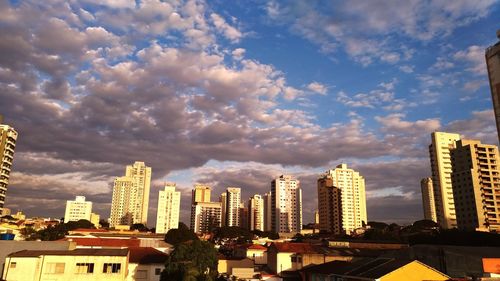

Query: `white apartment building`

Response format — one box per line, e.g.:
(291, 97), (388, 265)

(226, 187), (241, 227)
(271, 175), (302, 233)
(323, 164), (367, 234)
(429, 132), (460, 229)
(0, 116), (17, 215)
(155, 183), (181, 234)
(64, 196), (92, 223)
(421, 178), (437, 222)
(109, 162), (152, 227)
(248, 194), (264, 231)
(190, 202), (222, 234)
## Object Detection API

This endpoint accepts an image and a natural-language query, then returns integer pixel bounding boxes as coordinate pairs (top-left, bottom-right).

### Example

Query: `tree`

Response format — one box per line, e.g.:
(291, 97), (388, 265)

(131, 223), (149, 232)
(213, 226), (252, 243)
(65, 219), (95, 230)
(99, 219), (110, 228)
(164, 222), (198, 245)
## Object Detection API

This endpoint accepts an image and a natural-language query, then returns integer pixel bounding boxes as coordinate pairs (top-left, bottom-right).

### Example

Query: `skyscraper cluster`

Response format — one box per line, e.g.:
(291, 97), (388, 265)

(424, 132), (500, 232)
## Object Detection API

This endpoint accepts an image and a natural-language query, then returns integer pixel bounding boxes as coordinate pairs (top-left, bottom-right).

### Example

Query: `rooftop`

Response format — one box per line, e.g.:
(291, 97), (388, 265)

(129, 247), (168, 264)
(271, 242), (319, 254)
(9, 248), (128, 257)
(61, 237), (141, 247)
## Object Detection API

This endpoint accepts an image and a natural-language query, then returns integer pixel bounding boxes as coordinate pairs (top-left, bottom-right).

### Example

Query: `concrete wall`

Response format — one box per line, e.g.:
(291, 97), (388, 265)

(127, 263), (163, 281)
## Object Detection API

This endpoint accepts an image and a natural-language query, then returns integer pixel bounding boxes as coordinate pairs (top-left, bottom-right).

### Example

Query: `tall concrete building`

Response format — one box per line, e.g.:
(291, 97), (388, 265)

(263, 192), (272, 231)
(320, 164), (367, 234)
(0, 116), (17, 214)
(248, 194), (264, 231)
(109, 161), (152, 227)
(317, 174), (343, 234)
(429, 132), (461, 229)
(64, 196), (92, 223)
(155, 183), (181, 234)
(220, 192), (227, 227)
(190, 202), (222, 234)
(225, 187), (241, 227)
(239, 201), (249, 229)
(486, 30), (500, 142)
(192, 184), (211, 204)
(271, 175), (302, 233)
(421, 178), (437, 222)
(451, 139), (500, 231)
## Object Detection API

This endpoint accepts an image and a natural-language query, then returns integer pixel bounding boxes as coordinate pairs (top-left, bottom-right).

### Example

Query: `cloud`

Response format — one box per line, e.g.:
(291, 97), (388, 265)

(306, 81), (328, 95)
(210, 13), (243, 43)
(453, 45), (487, 75)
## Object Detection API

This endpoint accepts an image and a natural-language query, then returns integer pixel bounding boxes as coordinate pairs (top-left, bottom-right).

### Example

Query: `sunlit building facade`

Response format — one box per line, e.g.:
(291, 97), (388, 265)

(271, 175), (302, 233)
(156, 183), (181, 234)
(421, 177), (437, 222)
(0, 116), (17, 215)
(486, 30), (500, 142)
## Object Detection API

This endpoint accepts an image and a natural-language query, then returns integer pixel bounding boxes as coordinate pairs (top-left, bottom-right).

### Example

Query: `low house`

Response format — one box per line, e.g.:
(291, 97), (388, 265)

(2, 248), (129, 281)
(300, 258), (450, 281)
(267, 243), (324, 274)
(218, 256), (256, 280)
(127, 247), (168, 281)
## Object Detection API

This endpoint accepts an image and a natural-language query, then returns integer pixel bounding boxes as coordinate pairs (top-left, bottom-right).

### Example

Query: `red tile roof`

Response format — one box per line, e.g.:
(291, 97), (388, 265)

(272, 243), (319, 254)
(62, 237), (141, 248)
(129, 247), (168, 264)
(70, 228), (109, 233)
(247, 244), (267, 251)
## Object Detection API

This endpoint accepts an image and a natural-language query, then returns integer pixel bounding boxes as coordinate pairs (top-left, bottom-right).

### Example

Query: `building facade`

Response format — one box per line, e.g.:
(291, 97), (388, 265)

(317, 174), (343, 234)
(64, 196), (92, 223)
(220, 192), (227, 227)
(248, 194), (264, 231)
(451, 139), (500, 231)
(190, 202), (222, 234)
(225, 187), (241, 227)
(429, 132), (461, 229)
(109, 162), (152, 227)
(0, 116), (17, 215)
(155, 183), (181, 234)
(320, 164), (367, 234)
(192, 184), (211, 204)
(421, 178), (437, 222)
(263, 192), (272, 232)
(486, 30), (500, 142)
(271, 175), (302, 233)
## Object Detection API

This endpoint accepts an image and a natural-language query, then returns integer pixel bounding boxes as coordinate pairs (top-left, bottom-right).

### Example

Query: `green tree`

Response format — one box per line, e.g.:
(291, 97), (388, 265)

(131, 223), (149, 232)
(164, 222), (198, 245)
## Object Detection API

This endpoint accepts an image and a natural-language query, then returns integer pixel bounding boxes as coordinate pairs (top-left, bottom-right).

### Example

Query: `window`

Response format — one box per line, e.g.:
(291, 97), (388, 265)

(10, 262), (16, 269)
(46, 263), (65, 274)
(155, 268), (162, 275)
(103, 263), (121, 273)
(76, 263), (94, 274)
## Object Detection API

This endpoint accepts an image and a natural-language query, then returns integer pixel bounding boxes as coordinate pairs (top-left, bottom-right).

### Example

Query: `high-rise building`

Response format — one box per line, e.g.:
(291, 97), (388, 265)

(451, 139), (500, 231)
(0, 116), (17, 215)
(317, 174), (343, 234)
(109, 161), (152, 227)
(239, 202), (249, 229)
(271, 175), (302, 233)
(319, 164), (366, 234)
(314, 210), (319, 224)
(421, 178), (437, 222)
(225, 187), (241, 227)
(64, 196), (92, 223)
(486, 30), (500, 142)
(429, 132), (461, 229)
(220, 192), (227, 227)
(248, 194), (264, 231)
(190, 202), (221, 234)
(263, 192), (272, 232)
(156, 183), (181, 234)
(90, 213), (100, 228)
(192, 184), (211, 204)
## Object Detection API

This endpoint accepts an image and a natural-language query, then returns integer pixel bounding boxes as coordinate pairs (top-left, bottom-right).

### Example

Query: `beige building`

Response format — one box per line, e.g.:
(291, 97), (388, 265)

(451, 139), (500, 231)
(421, 178), (437, 222)
(190, 202), (221, 234)
(317, 173), (343, 234)
(248, 194), (264, 231)
(64, 196), (93, 223)
(2, 248), (128, 281)
(429, 132), (461, 229)
(263, 192), (272, 232)
(109, 162), (152, 227)
(486, 30), (500, 142)
(225, 187), (241, 227)
(90, 213), (100, 228)
(0, 116), (17, 215)
(271, 175), (302, 233)
(155, 183), (181, 234)
(321, 164), (367, 234)
(192, 184), (211, 204)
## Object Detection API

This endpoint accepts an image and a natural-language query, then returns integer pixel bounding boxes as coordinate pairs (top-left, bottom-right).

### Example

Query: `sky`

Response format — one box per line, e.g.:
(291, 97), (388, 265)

(0, 0), (499, 227)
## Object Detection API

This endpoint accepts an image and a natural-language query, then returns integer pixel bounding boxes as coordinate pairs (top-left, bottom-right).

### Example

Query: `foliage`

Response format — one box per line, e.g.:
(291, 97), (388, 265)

(408, 229), (500, 246)
(164, 222), (198, 245)
(252, 230), (280, 240)
(99, 219), (110, 228)
(213, 226), (252, 243)
(26, 219), (94, 241)
(161, 240), (218, 281)
(131, 223), (149, 232)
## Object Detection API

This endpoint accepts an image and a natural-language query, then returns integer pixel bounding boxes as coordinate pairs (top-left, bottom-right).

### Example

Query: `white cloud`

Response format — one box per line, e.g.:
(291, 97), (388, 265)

(210, 13), (243, 43)
(453, 45), (487, 75)
(307, 81), (328, 95)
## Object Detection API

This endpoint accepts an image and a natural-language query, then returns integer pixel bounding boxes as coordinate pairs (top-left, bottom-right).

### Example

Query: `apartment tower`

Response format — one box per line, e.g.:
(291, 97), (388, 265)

(263, 192), (272, 231)
(451, 139), (500, 231)
(155, 183), (181, 234)
(64, 196), (92, 223)
(317, 173), (343, 234)
(486, 30), (500, 142)
(248, 194), (264, 231)
(192, 184), (211, 204)
(271, 175), (302, 233)
(421, 178), (437, 222)
(429, 132), (461, 229)
(0, 116), (17, 214)
(320, 164), (367, 234)
(220, 192), (227, 227)
(109, 161), (152, 227)
(225, 187), (241, 227)
(190, 202), (222, 234)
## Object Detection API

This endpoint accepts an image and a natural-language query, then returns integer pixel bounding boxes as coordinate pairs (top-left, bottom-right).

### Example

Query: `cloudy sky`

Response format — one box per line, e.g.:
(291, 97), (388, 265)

(1, 0), (499, 226)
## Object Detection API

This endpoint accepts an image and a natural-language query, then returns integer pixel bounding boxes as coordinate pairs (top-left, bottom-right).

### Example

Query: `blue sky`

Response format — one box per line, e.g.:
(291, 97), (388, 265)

(0, 0), (499, 226)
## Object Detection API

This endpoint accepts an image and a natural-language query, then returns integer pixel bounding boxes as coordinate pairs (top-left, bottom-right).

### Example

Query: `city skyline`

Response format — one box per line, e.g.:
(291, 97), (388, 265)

(0, 1), (499, 226)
